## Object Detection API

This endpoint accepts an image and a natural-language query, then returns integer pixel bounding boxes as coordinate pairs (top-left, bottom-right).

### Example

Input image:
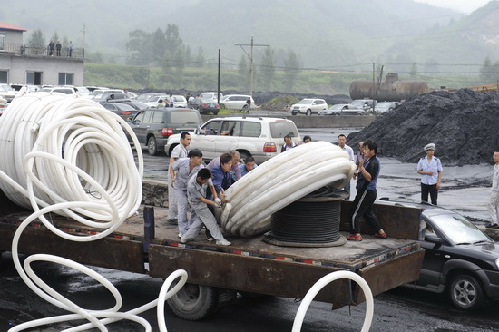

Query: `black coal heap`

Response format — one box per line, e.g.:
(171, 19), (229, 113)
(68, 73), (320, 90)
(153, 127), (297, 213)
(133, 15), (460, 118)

(348, 89), (499, 166)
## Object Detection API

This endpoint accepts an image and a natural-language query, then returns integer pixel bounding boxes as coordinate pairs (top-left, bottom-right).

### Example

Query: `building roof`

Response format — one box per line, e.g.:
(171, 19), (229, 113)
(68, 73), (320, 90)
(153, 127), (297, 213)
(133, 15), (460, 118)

(0, 23), (27, 32)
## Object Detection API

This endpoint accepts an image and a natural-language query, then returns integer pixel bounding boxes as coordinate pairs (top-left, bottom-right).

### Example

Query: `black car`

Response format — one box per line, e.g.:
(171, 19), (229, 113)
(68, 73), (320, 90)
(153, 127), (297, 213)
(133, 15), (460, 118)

(128, 107), (202, 155)
(101, 102), (138, 120)
(394, 202), (499, 310)
(189, 97), (220, 115)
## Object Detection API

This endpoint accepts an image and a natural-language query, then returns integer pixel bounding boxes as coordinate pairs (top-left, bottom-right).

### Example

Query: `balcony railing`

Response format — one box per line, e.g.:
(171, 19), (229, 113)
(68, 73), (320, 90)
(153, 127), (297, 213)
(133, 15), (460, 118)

(0, 43), (84, 59)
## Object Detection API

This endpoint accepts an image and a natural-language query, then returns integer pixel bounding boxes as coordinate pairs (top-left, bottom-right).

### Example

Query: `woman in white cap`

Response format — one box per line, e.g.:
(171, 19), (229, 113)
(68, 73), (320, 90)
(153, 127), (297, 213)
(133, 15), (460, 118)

(416, 142), (443, 205)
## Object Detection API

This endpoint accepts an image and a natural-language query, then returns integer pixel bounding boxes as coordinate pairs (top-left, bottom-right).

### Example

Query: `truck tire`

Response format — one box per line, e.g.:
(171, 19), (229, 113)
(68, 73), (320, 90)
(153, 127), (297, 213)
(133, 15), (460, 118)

(147, 136), (158, 156)
(167, 283), (219, 320)
(449, 274), (484, 310)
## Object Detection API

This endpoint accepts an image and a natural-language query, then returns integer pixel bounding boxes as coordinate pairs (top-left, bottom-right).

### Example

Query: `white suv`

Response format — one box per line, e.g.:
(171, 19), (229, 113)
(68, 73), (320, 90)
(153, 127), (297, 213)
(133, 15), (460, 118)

(290, 98), (328, 115)
(165, 116), (301, 163)
(220, 94), (256, 112)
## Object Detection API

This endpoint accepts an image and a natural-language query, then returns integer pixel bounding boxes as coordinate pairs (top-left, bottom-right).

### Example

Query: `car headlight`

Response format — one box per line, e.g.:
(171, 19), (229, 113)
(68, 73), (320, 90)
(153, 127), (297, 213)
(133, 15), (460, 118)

(495, 258), (499, 270)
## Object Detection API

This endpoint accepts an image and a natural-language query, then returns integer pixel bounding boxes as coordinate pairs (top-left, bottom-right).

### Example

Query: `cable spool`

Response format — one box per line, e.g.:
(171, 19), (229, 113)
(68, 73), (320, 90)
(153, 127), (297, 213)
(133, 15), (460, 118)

(262, 188), (348, 248)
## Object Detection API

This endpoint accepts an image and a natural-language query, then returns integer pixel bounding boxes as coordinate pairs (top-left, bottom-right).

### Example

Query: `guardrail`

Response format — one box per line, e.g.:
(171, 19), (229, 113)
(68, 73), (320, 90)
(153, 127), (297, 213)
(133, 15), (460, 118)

(1, 43), (84, 58)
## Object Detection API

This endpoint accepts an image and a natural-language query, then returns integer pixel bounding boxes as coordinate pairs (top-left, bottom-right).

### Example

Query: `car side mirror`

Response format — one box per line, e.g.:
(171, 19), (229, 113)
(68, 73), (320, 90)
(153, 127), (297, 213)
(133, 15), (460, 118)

(425, 232), (444, 245)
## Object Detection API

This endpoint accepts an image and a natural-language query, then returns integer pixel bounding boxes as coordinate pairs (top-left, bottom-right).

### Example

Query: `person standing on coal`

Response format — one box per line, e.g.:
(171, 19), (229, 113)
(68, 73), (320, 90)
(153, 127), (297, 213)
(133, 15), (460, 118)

(416, 143), (443, 205)
(486, 148), (499, 229)
(348, 140), (387, 241)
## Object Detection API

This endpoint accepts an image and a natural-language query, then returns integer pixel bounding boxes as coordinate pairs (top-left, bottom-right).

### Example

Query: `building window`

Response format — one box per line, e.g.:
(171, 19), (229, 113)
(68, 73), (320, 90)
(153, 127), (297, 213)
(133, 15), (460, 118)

(0, 34), (5, 51)
(58, 73), (74, 85)
(0, 70), (7, 83)
(26, 72), (43, 85)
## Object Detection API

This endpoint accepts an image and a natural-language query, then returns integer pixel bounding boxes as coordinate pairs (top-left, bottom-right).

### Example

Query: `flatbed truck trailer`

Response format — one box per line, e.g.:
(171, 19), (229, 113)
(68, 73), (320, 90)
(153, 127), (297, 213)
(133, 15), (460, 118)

(0, 191), (425, 320)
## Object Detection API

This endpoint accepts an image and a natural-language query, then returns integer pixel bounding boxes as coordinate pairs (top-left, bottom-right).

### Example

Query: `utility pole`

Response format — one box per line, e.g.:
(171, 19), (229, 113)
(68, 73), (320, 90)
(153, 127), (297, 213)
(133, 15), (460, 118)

(81, 24), (86, 58)
(235, 36), (268, 97)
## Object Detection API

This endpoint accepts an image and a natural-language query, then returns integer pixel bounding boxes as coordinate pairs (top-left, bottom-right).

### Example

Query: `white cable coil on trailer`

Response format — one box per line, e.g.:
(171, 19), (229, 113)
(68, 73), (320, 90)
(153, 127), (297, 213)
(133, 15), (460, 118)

(0, 94), (188, 331)
(0, 93), (142, 222)
(219, 142), (356, 237)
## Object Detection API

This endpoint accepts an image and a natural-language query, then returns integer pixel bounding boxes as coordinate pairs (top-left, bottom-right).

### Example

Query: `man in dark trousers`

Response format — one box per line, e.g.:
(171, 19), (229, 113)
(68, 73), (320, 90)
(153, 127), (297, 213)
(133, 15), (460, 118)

(348, 140), (387, 241)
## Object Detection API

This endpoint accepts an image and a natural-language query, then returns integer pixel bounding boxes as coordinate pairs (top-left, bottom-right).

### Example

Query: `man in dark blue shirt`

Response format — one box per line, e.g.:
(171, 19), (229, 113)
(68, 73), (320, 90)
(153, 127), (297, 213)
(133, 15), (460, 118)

(348, 140), (387, 241)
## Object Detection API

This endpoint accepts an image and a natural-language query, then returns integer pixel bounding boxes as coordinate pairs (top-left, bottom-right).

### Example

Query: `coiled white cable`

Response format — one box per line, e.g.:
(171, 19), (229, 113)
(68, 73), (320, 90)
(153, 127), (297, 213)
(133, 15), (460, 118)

(0, 94), (187, 331)
(220, 142), (356, 237)
(292, 270), (374, 332)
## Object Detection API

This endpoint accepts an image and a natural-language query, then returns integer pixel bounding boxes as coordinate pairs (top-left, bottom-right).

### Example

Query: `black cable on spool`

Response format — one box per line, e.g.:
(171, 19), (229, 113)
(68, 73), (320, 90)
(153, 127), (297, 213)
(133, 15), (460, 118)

(270, 199), (341, 243)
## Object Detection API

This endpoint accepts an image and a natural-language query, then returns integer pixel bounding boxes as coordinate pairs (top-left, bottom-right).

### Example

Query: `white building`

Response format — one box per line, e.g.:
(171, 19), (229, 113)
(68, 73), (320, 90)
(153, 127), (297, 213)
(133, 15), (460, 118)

(0, 23), (83, 86)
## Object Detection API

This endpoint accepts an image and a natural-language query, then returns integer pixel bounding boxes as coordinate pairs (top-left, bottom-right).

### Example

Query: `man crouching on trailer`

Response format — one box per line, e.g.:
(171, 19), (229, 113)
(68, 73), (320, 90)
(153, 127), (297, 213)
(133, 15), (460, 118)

(181, 168), (231, 246)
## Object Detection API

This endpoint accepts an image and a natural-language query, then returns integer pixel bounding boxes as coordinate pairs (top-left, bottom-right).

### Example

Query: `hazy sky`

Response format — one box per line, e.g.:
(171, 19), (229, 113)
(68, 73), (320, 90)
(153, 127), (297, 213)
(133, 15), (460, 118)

(414, 0), (494, 13)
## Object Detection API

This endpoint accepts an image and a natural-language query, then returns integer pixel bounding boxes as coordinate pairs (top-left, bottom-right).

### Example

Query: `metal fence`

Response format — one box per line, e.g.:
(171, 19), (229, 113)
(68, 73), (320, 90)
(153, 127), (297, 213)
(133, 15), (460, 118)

(1, 43), (84, 58)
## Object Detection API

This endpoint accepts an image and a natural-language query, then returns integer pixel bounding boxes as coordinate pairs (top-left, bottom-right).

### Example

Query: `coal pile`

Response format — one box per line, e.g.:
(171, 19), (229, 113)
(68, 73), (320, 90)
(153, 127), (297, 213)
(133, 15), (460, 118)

(347, 89), (499, 166)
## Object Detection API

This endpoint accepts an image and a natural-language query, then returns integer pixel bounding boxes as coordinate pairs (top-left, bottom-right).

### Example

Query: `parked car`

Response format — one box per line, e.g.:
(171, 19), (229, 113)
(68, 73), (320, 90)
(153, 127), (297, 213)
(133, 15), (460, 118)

(165, 116), (301, 163)
(170, 95), (188, 108)
(107, 100), (149, 112)
(1, 83), (20, 102)
(92, 91), (129, 103)
(289, 98), (328, 115)
(374, 101), (400, 113)
(129, 107), (203, 156)
(10, 83), (40, 93)
(350, 99), (376, 112)
(73, 86), (92, 98)
(387, 200), (499, 310)
(144, 95), (169, 108)
(220, 94), (256, 112)
(38, 86), (77, 95)
(189, 97), (220, 115)
(200, 92), (223, 103)
(319, 103), (365, 115)
(101, 102), (138, 120)
(0, 96), (7, 115)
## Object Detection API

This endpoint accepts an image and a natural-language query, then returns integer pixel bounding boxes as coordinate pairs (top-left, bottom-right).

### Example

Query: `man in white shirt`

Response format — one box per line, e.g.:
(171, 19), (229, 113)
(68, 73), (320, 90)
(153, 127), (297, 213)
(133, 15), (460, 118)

(167, 132), (191, 224)
(416, 142), (443, 205)
(338, 134), (355, 199)
(486, 148), (499, 228)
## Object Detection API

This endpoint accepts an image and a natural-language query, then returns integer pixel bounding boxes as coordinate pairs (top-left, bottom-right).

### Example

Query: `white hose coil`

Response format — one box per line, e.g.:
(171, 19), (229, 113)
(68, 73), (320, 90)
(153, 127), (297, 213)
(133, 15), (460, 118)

(220, 142), (356, 237)
(292, 270), (374, 332)
(1, 94), (187, 331)
(0, 93), (142, 222)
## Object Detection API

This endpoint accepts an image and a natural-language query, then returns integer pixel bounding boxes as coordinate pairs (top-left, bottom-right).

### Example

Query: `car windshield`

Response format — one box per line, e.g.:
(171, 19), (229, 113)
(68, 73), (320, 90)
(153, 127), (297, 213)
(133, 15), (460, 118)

(426, 211), (490, 245)
(297, 99), (313, 105)
(270, 122), (299, 138)
(170, 111), (201, 124)
(329, 104), (344, 110)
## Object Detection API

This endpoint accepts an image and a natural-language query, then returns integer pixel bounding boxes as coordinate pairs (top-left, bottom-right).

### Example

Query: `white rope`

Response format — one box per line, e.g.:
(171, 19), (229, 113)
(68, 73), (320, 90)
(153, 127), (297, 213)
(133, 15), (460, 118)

(292, 270), (374, 332)
(0, 94), (187, 331)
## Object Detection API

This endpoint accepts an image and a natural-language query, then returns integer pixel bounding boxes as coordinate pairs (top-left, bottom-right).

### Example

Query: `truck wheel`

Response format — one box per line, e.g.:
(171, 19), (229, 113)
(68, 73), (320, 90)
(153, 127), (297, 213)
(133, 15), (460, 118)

(167, 283), (219, 320)
(449, 274), (484, 310)
(147, 136), (158, 156)
(306, 109), (312, 116)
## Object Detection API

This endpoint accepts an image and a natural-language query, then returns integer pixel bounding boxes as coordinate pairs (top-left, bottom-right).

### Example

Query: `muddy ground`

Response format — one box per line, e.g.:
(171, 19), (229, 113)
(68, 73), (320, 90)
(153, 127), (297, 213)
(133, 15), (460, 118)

(348, 89), (499, 166)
